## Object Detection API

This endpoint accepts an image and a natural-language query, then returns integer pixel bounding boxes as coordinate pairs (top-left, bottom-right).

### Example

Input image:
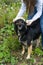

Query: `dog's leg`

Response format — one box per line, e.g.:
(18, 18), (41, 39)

(21, 45), (25, 55)
(33, 37), (41, 48)
(26, 44), (32, 59)
(36, 37), (40, 48)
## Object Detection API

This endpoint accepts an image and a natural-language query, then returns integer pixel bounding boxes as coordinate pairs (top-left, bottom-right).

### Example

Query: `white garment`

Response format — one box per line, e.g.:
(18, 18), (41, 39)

(15, 0), (43, 22)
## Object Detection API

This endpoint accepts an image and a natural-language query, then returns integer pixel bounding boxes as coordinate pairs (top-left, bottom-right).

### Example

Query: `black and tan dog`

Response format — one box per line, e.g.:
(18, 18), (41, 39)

(13, 18), (41, 59)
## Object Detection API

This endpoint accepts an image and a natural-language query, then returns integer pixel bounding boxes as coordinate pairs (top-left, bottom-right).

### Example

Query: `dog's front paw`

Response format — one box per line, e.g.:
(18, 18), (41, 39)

(26, 55), (30, 59)
(21, 50), (25, 55)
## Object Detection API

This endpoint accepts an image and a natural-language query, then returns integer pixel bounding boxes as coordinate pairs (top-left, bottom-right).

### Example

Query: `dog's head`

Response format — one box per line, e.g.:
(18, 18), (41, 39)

(15, 19), (26, 30)
(13, 19), (27, 35)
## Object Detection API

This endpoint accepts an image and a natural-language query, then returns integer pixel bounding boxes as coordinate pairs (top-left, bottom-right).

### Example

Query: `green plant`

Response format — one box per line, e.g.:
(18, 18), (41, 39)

(34, 48), (43, 56)
(11, 56), (18, 65)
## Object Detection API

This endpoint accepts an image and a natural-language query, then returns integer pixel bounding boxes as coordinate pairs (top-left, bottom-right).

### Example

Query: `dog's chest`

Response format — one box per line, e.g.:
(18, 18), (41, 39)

(18, 30), (27, 46)
(18, 30), (21, 42)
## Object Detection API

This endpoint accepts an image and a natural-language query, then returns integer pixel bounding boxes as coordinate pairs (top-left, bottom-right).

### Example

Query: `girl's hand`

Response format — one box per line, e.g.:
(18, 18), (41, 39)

(26, 20), (32, 26)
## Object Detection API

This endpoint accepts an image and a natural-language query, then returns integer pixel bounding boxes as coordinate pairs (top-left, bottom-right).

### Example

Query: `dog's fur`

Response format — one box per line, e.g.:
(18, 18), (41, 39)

(13, 18), (41, 59)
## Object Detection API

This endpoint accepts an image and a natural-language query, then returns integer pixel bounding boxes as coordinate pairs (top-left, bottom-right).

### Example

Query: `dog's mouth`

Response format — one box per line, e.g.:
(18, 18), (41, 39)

(18, 25), (23, 30)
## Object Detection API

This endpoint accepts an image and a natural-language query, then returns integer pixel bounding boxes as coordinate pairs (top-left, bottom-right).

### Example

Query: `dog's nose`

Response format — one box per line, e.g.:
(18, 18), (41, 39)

(19, 25), (21, 27)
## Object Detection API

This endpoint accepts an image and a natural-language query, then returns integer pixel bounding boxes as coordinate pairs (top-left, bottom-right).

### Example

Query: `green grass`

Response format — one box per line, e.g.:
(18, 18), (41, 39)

(0, 1), (21, 64)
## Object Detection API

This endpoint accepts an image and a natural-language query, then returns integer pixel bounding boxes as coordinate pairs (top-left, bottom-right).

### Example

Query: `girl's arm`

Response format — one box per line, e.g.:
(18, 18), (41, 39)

(15, 1), (26, 19)
(31, 0), (42, 22)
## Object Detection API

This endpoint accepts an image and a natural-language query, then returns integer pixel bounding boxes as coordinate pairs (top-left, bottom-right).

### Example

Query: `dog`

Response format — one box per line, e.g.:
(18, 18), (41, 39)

(13, 18), (41, 59)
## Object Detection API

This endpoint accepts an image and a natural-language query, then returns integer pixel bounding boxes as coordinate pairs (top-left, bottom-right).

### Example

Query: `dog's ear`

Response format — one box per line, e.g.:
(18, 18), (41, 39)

(13, 22), (18, 35)
(13, 20), (17, 24)
(24, 21), (26, 25)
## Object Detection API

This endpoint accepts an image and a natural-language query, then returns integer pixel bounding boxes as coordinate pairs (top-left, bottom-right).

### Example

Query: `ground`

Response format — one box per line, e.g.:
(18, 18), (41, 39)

(11, 49), (43, 65)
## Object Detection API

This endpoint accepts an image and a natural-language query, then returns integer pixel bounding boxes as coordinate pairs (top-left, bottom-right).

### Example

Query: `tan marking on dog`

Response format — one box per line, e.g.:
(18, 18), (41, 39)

(23, 41), (27, 46)
(26, 44), (32, 59)
(21, 46), (25, 55)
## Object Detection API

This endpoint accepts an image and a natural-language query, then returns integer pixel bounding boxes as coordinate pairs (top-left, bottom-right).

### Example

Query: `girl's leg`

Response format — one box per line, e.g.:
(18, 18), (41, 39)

(40, 11), (43, 50)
